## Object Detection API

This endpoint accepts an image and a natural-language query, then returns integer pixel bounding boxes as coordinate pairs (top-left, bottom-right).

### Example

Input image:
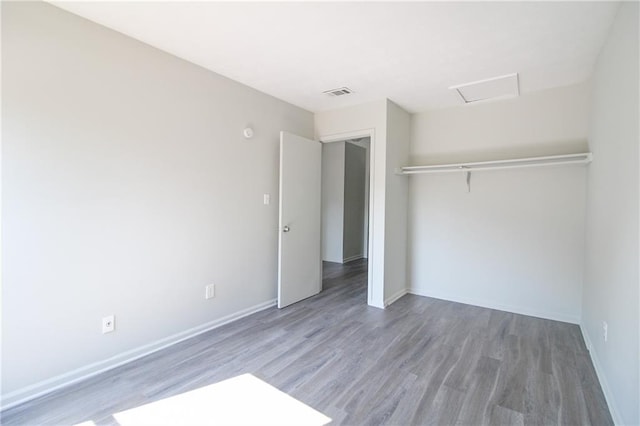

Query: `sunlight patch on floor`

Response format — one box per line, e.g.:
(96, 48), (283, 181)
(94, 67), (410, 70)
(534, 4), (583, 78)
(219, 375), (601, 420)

(75, 374), (331, 426)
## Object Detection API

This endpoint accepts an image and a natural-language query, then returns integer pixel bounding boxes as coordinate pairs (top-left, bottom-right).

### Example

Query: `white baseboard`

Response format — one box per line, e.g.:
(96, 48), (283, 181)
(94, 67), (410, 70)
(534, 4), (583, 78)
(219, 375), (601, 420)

(580, 325), (623, 425)
(1, 299), (277, 410)
(407, 288), (580, 324)
(342, 254), (364, 263)
(385, 288), (408, 307)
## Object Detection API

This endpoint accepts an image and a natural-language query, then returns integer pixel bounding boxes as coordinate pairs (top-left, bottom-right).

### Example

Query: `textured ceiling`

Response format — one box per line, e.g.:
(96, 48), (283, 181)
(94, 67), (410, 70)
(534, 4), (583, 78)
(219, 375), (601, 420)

(50, 1), (619, 113)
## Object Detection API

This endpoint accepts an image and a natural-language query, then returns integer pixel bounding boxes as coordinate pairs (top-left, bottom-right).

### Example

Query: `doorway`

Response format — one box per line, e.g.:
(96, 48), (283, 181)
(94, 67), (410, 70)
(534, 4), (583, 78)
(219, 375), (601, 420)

(320, 137), (371, 298)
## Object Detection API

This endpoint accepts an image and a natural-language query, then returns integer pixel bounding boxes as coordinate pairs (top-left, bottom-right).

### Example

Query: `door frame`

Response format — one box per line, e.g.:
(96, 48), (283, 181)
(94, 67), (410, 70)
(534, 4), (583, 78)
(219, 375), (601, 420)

(319, 128), (380, 308)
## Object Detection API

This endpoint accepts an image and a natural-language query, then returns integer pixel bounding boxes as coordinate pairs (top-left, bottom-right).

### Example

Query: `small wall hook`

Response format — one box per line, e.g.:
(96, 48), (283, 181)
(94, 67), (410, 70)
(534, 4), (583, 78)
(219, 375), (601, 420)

(466, 170), (471, 193)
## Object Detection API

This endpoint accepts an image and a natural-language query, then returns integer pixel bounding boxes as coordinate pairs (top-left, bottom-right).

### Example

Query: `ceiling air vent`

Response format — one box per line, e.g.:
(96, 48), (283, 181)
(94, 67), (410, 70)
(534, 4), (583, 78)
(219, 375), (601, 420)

(449, 73), (519, 104)
(323, 87), (353, 97)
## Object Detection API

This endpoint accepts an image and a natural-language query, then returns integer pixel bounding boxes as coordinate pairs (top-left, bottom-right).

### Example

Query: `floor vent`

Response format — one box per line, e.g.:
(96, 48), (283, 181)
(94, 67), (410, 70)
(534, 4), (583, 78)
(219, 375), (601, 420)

(323, 87), (353, 96)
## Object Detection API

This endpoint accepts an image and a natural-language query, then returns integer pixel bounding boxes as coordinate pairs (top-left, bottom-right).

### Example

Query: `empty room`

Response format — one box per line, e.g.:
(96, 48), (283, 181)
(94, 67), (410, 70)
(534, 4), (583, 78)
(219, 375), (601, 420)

(1, 1), (639, 425)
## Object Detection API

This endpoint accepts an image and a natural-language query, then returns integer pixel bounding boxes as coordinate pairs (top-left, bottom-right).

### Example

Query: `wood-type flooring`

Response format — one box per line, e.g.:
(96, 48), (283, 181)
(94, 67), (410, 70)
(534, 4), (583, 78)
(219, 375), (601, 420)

(1, 259), (613, 425)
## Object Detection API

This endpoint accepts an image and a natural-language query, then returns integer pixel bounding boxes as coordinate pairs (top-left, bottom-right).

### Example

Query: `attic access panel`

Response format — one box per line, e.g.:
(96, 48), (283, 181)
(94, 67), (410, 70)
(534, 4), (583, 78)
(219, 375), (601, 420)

(450, 73), (520, 104)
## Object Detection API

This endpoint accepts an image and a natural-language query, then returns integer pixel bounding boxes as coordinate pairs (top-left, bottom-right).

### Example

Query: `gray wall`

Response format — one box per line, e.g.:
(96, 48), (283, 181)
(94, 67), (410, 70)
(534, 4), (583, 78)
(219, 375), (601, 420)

(582, 3), (639, 424)
(321, 142), (345, 263)
(343, 142), (367, 261)
(2, 1), (313, 403)
(384, 101), (411, 303)
(321, 141), (368, 263)
(346, 138), (371, 259)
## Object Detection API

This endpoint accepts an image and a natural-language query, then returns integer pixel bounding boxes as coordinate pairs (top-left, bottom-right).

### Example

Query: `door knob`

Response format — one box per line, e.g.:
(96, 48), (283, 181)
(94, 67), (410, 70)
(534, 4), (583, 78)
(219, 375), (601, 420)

(283, 226), (290, 233)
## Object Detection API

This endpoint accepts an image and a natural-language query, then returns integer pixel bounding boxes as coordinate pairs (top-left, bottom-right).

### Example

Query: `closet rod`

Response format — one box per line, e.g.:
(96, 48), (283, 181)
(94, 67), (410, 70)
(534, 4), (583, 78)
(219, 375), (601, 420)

(397, 152), (592, 175)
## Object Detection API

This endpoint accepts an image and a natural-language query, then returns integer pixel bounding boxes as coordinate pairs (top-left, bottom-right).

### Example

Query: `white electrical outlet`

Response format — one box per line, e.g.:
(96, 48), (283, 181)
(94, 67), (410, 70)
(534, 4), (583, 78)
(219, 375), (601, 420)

(102, 315), (115, 334)
(205, 284), (215, 299)
(263, 194), (270, 205)
(602, 321), (608, 342)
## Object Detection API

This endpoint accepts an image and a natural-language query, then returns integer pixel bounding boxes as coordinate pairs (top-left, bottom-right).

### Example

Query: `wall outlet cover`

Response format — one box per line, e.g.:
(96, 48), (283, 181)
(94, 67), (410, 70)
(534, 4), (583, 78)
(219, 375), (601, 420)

(102, 315), (115, 334)
(205, 284), (215, 300)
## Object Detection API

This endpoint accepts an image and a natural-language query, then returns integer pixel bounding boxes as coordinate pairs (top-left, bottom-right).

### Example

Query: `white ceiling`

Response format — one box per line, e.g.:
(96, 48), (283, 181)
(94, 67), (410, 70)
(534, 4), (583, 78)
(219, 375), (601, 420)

(50, 1), (619, 113)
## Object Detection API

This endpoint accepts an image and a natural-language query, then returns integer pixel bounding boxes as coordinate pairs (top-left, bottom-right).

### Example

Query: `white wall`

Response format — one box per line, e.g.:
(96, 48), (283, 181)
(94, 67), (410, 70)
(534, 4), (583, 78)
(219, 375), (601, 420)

(408, 83), (590, 323)
(412, 83), (591, 165)
(321, 142), (345, 263)
(582, 3), (639, 424)
(1, 1), (313, 404)
(384, 101), (411, 303)
(343, 142), (367, 261)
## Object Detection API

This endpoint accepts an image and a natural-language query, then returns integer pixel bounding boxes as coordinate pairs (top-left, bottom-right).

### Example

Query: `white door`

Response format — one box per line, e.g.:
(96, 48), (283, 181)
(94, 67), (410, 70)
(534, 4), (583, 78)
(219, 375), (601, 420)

(278, 131), (322, 308)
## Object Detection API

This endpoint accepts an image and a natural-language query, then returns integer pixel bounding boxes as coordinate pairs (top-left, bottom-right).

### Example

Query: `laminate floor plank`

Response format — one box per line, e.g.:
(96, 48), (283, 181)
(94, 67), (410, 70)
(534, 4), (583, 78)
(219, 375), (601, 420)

(523, 370), (560, 425)
(488, 404), (525, 425)
(491, 334), (531, 414)
(454, 356), (501, 425)
(427, 385), (466, 426)
(408, 343), (464, 424)
(1, 259), (613, 426)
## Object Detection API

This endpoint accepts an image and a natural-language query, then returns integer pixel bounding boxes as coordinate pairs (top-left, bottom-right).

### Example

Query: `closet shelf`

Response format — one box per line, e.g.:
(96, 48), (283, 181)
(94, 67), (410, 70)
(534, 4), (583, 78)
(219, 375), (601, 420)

(396, 152), (592, 175)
